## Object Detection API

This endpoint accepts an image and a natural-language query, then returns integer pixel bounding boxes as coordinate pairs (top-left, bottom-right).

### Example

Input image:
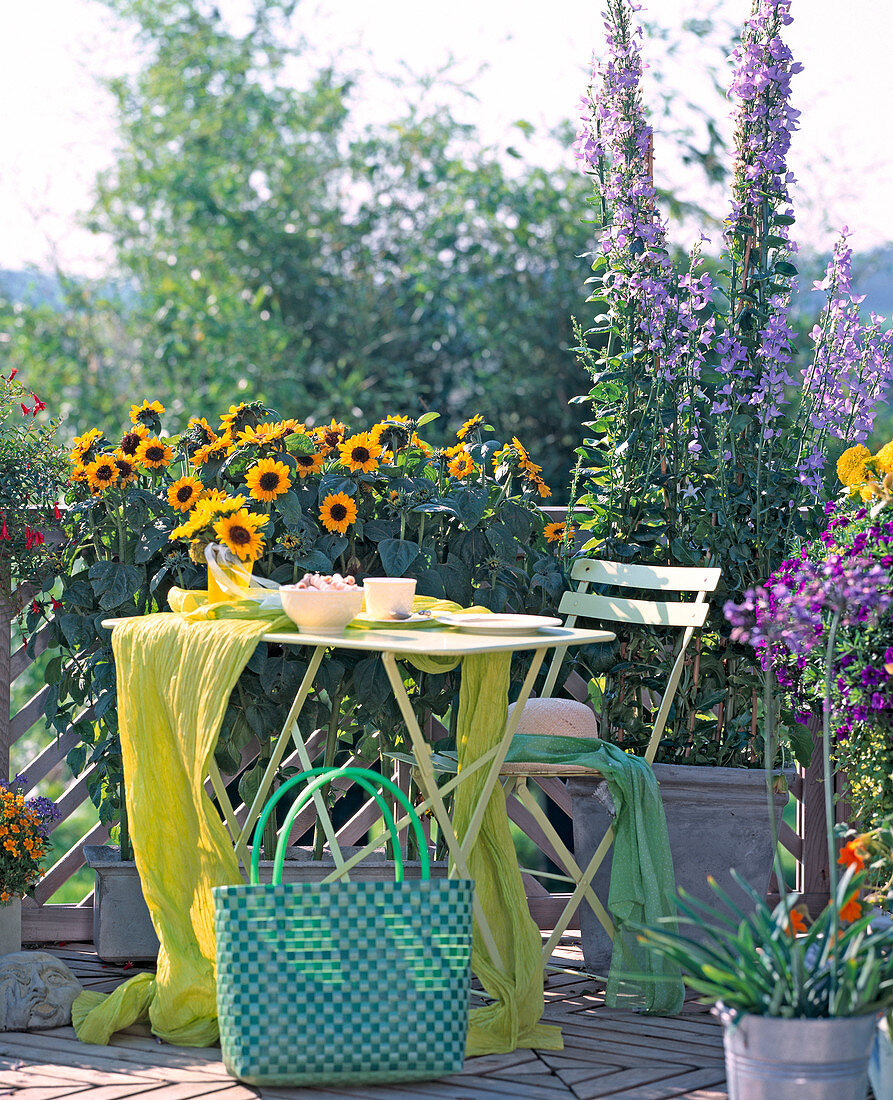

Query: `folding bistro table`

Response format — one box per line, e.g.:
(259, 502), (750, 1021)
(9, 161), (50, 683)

(205, 620), (615, 968)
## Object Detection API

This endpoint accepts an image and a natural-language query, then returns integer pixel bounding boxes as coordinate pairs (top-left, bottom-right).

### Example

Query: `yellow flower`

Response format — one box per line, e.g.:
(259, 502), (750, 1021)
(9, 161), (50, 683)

(136, 437), (174, 469)
(875, 440), (893, 476)
(70, 427), (103, 462)
(170, 503), (215, 541)
(457, 414), (485, 440)
(544, 521), (568, 544)
(85, 455), (119, 491)
(535, 478), (551, 499)
(244, 458), (292, 502)
(114, 456), (139, 485)
(311, 419), (348, 455)
(186, 417), (218, 444)
(130, 399), (165, 425)
(447, 449), (475, 479)
(191, 435), (234, 467)
(200, 490), (246, 512)
(319, 491), (357, 534)
(837, 444), (871, 488)
(338, 433), (382, 474)
(117, 425), (149, 457)
(860, 481), (881, 502)
(410, 432), (433, 456)
(167, 476), (203, 512)
(69, 462), (89, 484)
(292, 451), (325, 478)
(369, 415), (412, 448)
(214, 509), (269, 563)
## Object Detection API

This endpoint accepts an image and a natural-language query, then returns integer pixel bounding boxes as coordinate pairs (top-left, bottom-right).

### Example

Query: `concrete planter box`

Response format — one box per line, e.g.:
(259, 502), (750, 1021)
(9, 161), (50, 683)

(567, 764), (788, 974)
(85, 844), (447, 963)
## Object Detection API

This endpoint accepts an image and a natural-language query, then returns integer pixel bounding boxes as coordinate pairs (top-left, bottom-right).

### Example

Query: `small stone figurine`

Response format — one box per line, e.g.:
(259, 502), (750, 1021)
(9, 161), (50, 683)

(0, 951), (83, 1030)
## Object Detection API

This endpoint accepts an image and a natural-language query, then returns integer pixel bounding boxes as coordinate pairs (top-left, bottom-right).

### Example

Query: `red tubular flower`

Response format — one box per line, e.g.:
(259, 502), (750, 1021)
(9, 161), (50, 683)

(838, 840), (867, 872)
(20, 403), (30, 416)
(53, 503), (61, 519)
(24, 526), (33, 550)
(9, 368), (17, 379)
(0, 517), (7, 540)
(31, 599), (39, 614)
(32, 396), (46, 414)
(51, 598), (61, 611)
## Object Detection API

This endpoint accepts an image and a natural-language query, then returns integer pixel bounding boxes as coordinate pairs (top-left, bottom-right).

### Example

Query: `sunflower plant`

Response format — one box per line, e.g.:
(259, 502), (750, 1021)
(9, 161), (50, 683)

(44, 400), (567, 833)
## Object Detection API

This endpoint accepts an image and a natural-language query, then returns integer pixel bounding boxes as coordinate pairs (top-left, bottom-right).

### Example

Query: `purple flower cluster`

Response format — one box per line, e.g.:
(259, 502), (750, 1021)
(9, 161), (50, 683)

(798, 233), (893, 493)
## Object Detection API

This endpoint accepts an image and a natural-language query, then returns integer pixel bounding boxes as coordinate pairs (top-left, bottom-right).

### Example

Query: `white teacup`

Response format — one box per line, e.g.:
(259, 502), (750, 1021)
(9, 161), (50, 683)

(362, 577), (417, 620)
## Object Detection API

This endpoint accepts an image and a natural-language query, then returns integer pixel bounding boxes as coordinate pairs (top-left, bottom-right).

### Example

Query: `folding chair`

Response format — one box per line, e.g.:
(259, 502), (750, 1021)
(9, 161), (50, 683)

(501, 557), (721, 964)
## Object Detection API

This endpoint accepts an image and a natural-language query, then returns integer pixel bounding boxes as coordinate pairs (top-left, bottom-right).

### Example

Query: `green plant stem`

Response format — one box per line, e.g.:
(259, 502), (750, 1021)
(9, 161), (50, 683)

(823, 608), (841, 1009)
(312, 686), (344, 860)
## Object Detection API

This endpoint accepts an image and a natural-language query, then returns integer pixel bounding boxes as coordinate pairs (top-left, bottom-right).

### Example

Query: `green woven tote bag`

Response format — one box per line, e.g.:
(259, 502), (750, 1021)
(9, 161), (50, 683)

(213, 766), (474, 1086)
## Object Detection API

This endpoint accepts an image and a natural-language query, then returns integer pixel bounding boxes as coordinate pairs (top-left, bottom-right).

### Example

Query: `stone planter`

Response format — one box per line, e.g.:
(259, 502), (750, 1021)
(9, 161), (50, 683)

(0, 897), (22, 956)
(85, 844), (446, 963)
(567, 764), (789, 973)
(719, 1006), (877, 1099)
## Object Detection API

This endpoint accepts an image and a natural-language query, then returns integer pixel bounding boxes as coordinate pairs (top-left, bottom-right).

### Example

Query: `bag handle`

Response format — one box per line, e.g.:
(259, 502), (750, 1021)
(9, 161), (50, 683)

(249, 766), (431, 885)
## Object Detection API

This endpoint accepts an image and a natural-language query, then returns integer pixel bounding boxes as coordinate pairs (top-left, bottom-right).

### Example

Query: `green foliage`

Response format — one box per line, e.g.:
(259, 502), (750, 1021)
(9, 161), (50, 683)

(639, 870), (893, 1018)
(45, 398), (563, 826)
(0, 373), (66, 611)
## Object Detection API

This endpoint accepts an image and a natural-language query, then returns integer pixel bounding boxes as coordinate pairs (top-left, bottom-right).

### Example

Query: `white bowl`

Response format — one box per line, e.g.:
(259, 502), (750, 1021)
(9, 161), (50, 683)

(279, 585), (364, 634)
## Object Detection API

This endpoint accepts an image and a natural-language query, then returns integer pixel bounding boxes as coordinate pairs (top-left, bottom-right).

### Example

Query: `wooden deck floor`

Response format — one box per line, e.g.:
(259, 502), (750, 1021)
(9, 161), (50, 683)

(0, 944), (728, 1100)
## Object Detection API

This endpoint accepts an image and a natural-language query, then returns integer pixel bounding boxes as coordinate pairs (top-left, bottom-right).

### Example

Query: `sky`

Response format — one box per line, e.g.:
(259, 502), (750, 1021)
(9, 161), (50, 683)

(0, 0), (891, 276)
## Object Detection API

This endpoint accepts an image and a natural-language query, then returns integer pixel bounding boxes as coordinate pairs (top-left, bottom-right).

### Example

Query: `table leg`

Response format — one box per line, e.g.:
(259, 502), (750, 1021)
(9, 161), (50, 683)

(380, 651), (505, 970)
(234, 646), (346, 875)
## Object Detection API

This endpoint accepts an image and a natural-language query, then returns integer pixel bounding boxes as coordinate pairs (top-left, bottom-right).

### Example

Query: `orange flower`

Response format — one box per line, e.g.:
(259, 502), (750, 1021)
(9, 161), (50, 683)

(785, 908), (808, 936)
(838, 839), (867, 873)
(839, 892), (864, 923)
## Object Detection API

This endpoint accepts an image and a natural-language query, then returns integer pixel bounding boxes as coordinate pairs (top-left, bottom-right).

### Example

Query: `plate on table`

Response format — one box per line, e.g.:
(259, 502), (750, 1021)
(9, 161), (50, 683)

(348, 611), (439, 629)
(434, 613), (563, 635)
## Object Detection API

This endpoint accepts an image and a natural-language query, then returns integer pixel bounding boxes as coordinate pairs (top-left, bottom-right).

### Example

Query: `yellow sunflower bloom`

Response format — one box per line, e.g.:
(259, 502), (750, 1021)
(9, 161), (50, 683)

(311, 419), (348, 455)
(85, 455), (119, 491)
(338, 433), (382, 474)
(70, 427), (103, 461)
(136, 436), (174, 469)
(457, 414), (485, 440)
(535, 478), (551, 499)
(244, 458), (292, 502)
(117, 424), (149, 457)
(130, 399), (165, 425)
(213, 508), (269, 562)
(544, 521), (568, 544)
(319, 491), (358, 534)
(369, 415), (411, 446)
(114, 456), (139, 484)
(170, 502), (216, 541)
(292, 451), (325, 478)
(447, 449), (475, 479)
(836, 444), (871, 488)
(191, 435), (233, 467)
(167, 476), (204, 512)
(410, 432), (433, 456)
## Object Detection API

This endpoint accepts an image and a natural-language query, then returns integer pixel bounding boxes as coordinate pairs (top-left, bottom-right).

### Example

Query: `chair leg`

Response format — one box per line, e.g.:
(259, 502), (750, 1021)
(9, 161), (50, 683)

(510, 780), (615, 962)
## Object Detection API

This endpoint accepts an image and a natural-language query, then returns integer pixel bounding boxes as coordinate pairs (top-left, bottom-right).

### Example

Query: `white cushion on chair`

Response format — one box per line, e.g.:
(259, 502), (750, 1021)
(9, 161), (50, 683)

(507, 698), (598, 739)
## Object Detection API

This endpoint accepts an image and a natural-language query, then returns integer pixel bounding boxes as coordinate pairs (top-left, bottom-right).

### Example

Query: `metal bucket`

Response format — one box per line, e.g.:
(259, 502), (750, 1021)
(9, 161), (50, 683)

(869, 1015), (893, 1100)
(719, 1007), (878, 1100)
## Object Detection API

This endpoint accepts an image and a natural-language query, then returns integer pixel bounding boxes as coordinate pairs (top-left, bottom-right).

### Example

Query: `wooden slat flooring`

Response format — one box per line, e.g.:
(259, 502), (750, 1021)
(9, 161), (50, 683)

(0, 943), (728, 1099)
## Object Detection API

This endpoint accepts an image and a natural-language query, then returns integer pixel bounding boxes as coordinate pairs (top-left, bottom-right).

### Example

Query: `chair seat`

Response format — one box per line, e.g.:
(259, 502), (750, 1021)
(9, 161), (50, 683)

(507, 697), (598, 739)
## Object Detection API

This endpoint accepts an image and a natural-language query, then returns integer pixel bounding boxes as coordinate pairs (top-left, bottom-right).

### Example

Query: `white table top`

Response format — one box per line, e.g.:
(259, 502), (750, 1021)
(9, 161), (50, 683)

(102, 618), (614, 656)
(262, 624), (614, 656)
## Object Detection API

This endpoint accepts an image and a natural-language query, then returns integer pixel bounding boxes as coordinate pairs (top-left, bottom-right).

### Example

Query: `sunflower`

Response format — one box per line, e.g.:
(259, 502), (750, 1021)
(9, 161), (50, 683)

(219, 400), (267, 437)
(457, 414), (485, 440)
(69, 463), (89, 484)
(447, 449), (475, 479)
(369, 415), (412, 451)
(117, 424), (149, 457)
(200, 489), (247, 512)
(338, 433), (382, 474)
(535, 478), (551, 499)
(170, 503), (216, 541)
(544, 521), (568, 544)
(130, 399), (165, 427)
(292, 451), (325, 478)
(191, 435), (233, 467)
(512, 437), (543, 478)
(410, 432), (433, 456)
(136, 436), (174, 469)
(85, 455), (120, 491)
(214, 508), (269, 562)
(114, 456), (139, 484)
(311, 418), (348, 455)
(319, 491), (357, 534)
(167, 476), (204, 512)
(181, 417), (218, 455)
(244, 458), (292, 502)
(70, 427), (103, 463)
(836, 444), (871, 488)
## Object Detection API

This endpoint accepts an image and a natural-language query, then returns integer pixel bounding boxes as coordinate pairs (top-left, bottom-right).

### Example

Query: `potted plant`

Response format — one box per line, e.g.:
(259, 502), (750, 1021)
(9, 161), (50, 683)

(47, 399), (559, 957)
(0, 776), (60, 954)
(561, 0), (893, 967)
(638, 548), (893, 1092)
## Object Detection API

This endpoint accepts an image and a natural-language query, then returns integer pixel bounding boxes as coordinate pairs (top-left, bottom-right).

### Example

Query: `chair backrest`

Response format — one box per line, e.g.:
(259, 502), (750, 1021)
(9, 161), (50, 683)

(542, 558), (721, 764)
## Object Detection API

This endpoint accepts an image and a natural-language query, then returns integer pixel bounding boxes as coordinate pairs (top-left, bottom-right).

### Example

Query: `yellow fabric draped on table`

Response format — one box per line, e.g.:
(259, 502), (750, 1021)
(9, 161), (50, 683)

(72, 596), (558, 1056)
